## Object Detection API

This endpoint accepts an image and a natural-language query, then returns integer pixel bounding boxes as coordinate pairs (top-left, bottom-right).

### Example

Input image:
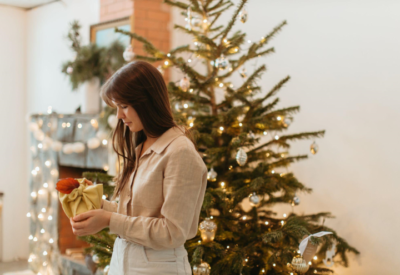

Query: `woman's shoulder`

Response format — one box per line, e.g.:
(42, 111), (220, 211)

(166, 135), (206, 171)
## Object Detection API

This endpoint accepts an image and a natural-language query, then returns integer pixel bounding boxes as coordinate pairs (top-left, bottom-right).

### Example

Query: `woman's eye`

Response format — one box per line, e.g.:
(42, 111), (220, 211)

(121, 106), (127, 109)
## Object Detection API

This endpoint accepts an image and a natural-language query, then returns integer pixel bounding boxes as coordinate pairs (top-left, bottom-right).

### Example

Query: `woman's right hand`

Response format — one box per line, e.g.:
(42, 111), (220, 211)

(84, 179), (93, 185)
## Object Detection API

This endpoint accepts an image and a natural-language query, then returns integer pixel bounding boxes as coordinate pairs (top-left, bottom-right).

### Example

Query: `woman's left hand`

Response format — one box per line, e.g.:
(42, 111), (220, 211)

(70, 209), (112, 236)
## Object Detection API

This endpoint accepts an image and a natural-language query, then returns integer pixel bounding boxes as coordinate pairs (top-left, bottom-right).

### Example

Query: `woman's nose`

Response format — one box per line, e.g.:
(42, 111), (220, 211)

(116, 109), (124, 119)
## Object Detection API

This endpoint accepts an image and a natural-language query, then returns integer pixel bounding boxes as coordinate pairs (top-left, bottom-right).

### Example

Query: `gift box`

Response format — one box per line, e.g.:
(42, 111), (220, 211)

(56, 178), (103, 218)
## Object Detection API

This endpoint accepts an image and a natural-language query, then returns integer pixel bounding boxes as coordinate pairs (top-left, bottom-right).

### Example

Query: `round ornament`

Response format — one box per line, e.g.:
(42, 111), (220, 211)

(310, 141), (319, 154)
(284, 117), (291, 127)
(179, 76), (190, 92)
(199, 217), (217, 243)
(51, 140), (63, 152)
(238, 9), (248, 23)
(62, 143), (74, 155)
(247, 130), (255, 139)
(207, 167), (217, 182)
(193, 260), (211, 275)
(249, 192), (261, 207)
(107, 114), (118, 128)
(174, 102), (183, 112)
(236, 148), (248, 166)
(191, 16), (202, 28)
(87, 137), (101, 149)
(215, 54), (228, 70)
(66, 66), (73, 74)
(292, 195), (300, 206)
(92, 254), (100, 264)
(291, 255), (309, 273)
(72, 142), (85, 153)
(123, 45), (135, 62)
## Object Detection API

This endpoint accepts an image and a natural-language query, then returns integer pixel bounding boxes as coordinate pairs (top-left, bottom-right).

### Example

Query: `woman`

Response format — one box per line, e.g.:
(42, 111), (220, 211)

(70, 61), (208, 274)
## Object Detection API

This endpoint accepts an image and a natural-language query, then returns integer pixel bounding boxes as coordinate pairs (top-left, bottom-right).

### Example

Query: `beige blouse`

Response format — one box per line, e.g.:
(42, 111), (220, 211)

(101, 125), (208, 250)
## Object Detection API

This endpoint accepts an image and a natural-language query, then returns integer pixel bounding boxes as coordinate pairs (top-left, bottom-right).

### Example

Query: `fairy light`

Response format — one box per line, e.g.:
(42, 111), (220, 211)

(38, 189), (44, 195)
(103, 165), (109, 171)
(40, 229), (45, 234)
(220, 182), (225, 188)
(30, 192), (37, 198)
(33, 237), (38, 242)
(27, 212), (31, 218)
(273, 263), (276, 267)
(313, 256), (318, 260)
(297, 250), (301, 254)
(37, 143), (43, 149)
(167, 53), (171, 57)
(277, 116), (281, 121)
(227, 245), (230, 249)
(263, 131), (267, 135)
(164, 60), (169, 66)
(189, 122), (194, 127)
(90, 119), (98, 128)
(41, 208), (46, 213)
(62, 123), (66, 128)
(239, 123), (242, 127)
(198, 240), (201, 244)
(265, 221), (269, 225)
(35, 166), (40, 171)
(43, 251), (47, 256)
(67, 122), (71, 127)
(210, 216), (213, 219)
(275, 135), (279, 140)
(188, 59), (192, 63)
(189, 88), (193, 93)
(45, 160), (51, 167)
(29, 235), (33, 240)
(247, 40), (251, 43)
(281, 220), (284, 225)
(43, 182), (48, 188)
(77, 123), (82, 129)
(102, 139), (108, 145)
(31, 170), (37, 176)
(194, 41), (198, 46)
(219, 83), (224, 87)
(243, 216), (247, 220)
(308, 261), (312, 265)
(219, 126), (224, 131)
(38, 214), (44, 220)
(283, 213), (287, 218)
(49, 238), (54, 244)
(183, 103), (189, 108)
(48, 215), (53, 221)
(271, 170), (275, 174)
(43, 262), (47, 266)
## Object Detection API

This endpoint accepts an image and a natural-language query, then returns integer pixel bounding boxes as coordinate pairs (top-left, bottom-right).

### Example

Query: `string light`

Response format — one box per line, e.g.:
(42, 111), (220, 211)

(283, 213), (287, 218)
(37, 143), (43, 149)
(31, 170), (37, 176)
(38, 189), (44, 195)
(30, 192), (37, 198)
(263, 131), (267, 135)
(77, 123), (82, 129)
(275, 135), (279, 140)
(102, 139), (108, 145)
(67, 122), (71, 127)
(227, 245), (230, 249)
(62, 123), (66, 128)
(308, 261), (312, 265)
(90, 119), (98, 129)
(313, 256), (318, 260)
(219, 126), (224, 131)
(41, 208), (46, 213)
(271, 170), (275, 174)
(167, 53), (171, 57)
(38, 214), (44, 220)
(45, 160), (51, 167)
(277, 116), (281, 121)
(40, 229), (45, 234)
(43, 251), (47, 256)
(188, 59), (192, 63)
(35, 167), (40, 171)
(219, 83), (224, 87)
(198, 240), (201, 243)
(49, 238), (54, 244)
(220, 182), (225, 188)
(265, 221), (268, 225)
(239, 123), (243, 127)
(164, 60), (169, 66)
(48, 215), (53, 221)
(43, 182), (48, 188)
(26, 213), (31, 218)
(33, 237), (38, 242)
(183, 103), (189, 108)
(29, 235), (33, 240)
(273, 263), (276, 267)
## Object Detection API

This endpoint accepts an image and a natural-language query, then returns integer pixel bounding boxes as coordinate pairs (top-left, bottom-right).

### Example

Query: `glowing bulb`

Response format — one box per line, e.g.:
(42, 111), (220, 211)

(227, 246), (230, 249)
(243, 216), (247, 220)
(263, 131), (267, 135)
(43, 182), (48, 188)
(164, 61), (169, 66)
(265, 221), (269, 225)
(271, 170), (275, 174)
(203, 19), (207, 23)
(49, 238), (54, 244)
(245, 258), (248, 262)
(183, 103), (188, 108)
(283, 213), (287, 218)
(219, 126), (224, 131)
(43, 262), (47, 266)
(103, 165), (109, 171)
(219, 83), (223, 87)
(31, 170), (37, 176)
(67, 122), (71, 127)
(77, 123), (82, 129)
(189, 122), (194, 127)
(194, 42), (198, 46)
(37, 143), (43, 149)
(41, 208), (46, 213)
(275, 135), (279, 140)
(35, 166), (40, 171)
(297, 250), (301, 254)
(38, 189), (44, 195)
(33, 237), (38, 242)
(189, 88), (193, 93)
(188, 59), (192, 63)
(262, 269), (265, 273)
(248, 40), (251, 43)
(210, 216), (213, 219)
(45, 160), (51, 167)
(29, 235), (33, 240)
(313, 256), (317, 260)
(277, 116), (281, 121)
(48, 215), (53, 220)
(198, 240), (201, 243)
(239, 123), (242, 127)
(38, 214), (44, 219)
(220, 182), (225, 187)
(30, 192), (37, 198)
(40, 228), (45, 234)
(308, 261), (312, 265)
(102, 139), (108, 145)
(102, 195), (106, 199)
(273, 263), (276, 267)
(28, 258), (32, 262)
(281, 220), (284, 225)
(62, 123), (66, 128)
(90, 119), (98, 129)
(43, 251), (47, 256)
(27, 213), (31, 217)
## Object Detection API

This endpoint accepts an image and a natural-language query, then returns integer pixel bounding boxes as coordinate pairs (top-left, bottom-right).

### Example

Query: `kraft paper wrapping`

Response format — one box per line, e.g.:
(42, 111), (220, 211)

(59, 178), (103, 218)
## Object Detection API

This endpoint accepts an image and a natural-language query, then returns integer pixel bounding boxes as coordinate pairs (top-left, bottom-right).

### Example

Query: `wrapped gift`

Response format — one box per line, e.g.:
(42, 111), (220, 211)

(56, 178), (103, 218)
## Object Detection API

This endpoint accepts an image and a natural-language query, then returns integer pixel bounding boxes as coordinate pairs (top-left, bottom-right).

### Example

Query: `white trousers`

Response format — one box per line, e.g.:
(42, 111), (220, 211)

(109, 237), (192, 275)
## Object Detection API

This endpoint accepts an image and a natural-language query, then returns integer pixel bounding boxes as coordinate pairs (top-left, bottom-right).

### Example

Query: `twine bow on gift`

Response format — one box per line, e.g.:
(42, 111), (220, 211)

(56, 178), (103, 218)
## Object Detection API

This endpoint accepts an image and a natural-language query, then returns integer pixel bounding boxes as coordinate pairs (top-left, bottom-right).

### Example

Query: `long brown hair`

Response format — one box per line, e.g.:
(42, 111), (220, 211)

(101, 61), (196, 200)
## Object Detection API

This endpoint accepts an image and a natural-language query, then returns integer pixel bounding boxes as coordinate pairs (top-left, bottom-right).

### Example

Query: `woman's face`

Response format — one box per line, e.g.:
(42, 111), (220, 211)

(114, 101), (143, 132)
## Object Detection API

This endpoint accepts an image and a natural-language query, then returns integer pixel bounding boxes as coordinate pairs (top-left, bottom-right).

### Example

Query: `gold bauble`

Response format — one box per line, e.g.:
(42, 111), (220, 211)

(236, 148), (248, 166)
(199, 217), (217, 243)
(193, 260), (211, 275)
(291, 255), (309, 273)
(310, 141), (319, 154)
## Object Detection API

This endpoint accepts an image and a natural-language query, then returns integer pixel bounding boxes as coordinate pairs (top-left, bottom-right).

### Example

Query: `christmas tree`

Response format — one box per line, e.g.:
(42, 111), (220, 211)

(82, 0), (359, 274)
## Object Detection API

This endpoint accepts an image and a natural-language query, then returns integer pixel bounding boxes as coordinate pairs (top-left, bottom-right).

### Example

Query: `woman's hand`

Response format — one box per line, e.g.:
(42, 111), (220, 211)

(84, 179), (93, 185)
(70, 209), (112, 236)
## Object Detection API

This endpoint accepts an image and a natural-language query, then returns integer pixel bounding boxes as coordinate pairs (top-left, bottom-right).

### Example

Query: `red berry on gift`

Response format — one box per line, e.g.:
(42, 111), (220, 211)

(56, 178), (80, 194)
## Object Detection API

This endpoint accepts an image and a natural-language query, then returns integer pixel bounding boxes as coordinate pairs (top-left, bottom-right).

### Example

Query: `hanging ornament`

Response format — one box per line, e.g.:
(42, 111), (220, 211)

(87, 137), (101, 149)
(215, 54), (228, 70)
(207, 167), (217, 182)
(249, 192), (261, 207)
(236, 148), (248, 166)
(107, 114), (118, 128)
(238, 8), (248, 23)
(199, 217), (217, 243)
(323, 243), (336, 267)
(157, 65), (164, 75)
(174, 102), (183, 112)
(123, 45), (135, 62)
(103, 265), (110, 275)
(201, 17), (210, 30)
(66, 66), (73, 74)
(240, 68), (247, 78)
(191, 16), (201, 28)
(179, 76), (190, 92)
(283, 117), (291, 127)
(85, 254), (98, 274)
(310, 141), (319, 154)
(193, 260), (211, 275)
(290, 255), (309, 274)
(292, 195), (300, 206)
(92, 254), (100, 264)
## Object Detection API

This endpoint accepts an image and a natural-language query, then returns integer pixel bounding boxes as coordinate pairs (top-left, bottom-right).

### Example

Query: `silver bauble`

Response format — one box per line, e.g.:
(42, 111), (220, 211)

(284, 117), (291, 127)
(293, 195), (300, 206)
(66, 66), (73, 74)
(310, 141), (319, 154)
(236, 148), (248, 166)
(215, 54), (228, 70)
(123, 45), (135, 62)
(207, 167), (217, 182)
(191, 16), (202, 28)
(92, 254), (100, 264)
(193, 261), (211, 275)
(179, 76), (190, 92)
(240, 68), (247, 78)
(248, 130), (255, 139)
(174, 102), (183, 112)
(103, 265), (110, 275)
(238, 9), (248, 23)
(249, 192), (261, 207)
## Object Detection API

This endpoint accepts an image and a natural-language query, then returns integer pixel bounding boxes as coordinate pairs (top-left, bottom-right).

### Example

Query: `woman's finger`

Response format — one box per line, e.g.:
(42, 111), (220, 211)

(84, 179), (93, 185)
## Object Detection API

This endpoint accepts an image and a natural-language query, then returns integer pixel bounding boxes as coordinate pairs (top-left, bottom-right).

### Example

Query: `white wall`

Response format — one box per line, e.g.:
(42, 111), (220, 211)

(172, 0), (400, 274)
(0, 5), (28, 262)
(26, 0), (100, 115)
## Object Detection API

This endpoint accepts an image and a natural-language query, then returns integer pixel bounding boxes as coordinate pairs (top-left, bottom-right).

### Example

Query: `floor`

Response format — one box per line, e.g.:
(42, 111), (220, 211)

(0, 260), (30, 275)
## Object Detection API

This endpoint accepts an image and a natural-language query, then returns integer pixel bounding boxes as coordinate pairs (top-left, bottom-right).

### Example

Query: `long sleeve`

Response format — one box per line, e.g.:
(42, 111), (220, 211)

(101, 199), (118, 213)
(108, 142), (207, 250)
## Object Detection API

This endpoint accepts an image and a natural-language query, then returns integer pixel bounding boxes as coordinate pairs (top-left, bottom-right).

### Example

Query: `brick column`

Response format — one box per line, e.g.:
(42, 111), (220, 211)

(100, 0), (171, 80)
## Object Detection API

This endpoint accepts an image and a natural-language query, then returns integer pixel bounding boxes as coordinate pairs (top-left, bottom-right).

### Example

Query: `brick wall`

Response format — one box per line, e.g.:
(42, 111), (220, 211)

(100, 0), (171, 80)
